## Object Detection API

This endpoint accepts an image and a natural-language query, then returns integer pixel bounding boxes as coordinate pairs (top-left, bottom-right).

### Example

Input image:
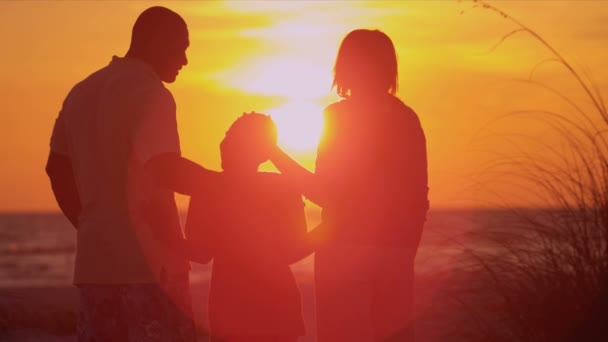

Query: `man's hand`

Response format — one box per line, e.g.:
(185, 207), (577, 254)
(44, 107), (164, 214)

(144, 152), (223, 196)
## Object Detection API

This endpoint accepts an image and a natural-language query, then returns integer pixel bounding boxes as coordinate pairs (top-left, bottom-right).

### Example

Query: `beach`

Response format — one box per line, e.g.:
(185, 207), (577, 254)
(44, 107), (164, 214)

(0, 270), (458, 342)
(0, 268), (318, 341)
(0, 209), (480, 341)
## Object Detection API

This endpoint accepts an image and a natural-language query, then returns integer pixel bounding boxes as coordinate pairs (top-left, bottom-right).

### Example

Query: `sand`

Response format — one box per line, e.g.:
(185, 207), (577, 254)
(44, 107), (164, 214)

(0, 268), (456, 342)
(0, 273), (319, 342)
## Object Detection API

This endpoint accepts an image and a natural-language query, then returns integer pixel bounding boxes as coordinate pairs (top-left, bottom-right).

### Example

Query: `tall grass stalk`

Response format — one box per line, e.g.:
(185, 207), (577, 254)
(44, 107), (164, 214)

(445, 1), (608, 341)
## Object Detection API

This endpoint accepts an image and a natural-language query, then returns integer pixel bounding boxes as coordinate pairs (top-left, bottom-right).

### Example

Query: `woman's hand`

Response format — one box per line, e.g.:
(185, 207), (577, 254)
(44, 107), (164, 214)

(179, 238), (214, 264)
(309, 222), (333, 247)
(166, 237), (188, 256)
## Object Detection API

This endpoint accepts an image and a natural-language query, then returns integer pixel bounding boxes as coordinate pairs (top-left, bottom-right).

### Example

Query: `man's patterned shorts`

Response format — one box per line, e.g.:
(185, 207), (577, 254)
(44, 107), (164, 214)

(76, 273), (196, 342)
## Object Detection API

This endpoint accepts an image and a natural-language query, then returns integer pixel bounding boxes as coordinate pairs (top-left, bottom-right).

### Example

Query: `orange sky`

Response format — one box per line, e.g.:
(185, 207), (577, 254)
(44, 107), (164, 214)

(0, 0), (607, 212)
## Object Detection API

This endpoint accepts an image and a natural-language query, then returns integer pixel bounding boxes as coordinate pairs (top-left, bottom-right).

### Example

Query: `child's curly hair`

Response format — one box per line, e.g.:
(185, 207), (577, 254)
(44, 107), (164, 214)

(220, 112), (278, 170)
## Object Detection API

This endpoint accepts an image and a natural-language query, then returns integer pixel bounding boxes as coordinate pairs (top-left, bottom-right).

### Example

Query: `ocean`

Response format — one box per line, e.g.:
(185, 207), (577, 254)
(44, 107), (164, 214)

(1, 208), (561, 341)
(0, 208), (488, 288)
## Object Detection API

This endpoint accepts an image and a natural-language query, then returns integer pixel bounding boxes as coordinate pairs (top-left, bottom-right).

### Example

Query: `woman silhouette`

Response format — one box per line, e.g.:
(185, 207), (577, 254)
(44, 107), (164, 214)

(269, 29), (429, 341)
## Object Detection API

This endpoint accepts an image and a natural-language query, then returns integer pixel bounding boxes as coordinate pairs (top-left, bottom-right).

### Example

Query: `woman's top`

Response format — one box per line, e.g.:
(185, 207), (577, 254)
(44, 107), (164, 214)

(185, 172), (309, 337)
(315, 94), (429, 249)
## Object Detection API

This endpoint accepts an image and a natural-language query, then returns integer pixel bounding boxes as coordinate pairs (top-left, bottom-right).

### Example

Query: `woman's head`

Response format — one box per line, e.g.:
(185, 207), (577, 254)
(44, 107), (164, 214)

(333, 29), (398, 98)
(220, 112), (278, 172)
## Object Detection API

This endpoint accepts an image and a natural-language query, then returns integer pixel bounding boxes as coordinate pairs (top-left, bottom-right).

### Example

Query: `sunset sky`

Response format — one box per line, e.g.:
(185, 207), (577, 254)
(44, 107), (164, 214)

(1, 0), (607, 212)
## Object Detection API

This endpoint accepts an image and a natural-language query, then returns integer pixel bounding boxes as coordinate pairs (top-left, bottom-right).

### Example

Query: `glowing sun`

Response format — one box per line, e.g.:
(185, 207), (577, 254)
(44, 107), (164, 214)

(267, 101), (324, 152)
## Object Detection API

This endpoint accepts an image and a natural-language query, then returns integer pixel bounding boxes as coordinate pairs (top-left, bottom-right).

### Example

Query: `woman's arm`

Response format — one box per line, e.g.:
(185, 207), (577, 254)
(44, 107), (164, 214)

(268, 147), (317, 202)
(269, 104), (340, 206)
(269, 145), (332, 207)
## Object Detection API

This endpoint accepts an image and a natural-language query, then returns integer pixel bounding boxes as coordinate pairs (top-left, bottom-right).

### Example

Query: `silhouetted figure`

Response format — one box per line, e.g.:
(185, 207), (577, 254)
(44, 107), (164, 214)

(269, 29), (429, 341)
(186, 113), (312, 342)
(46, 6), (221, 341)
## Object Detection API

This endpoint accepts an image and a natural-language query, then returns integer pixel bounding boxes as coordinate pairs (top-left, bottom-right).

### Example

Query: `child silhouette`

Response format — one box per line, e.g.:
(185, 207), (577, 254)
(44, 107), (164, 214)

(186, 113), (311, 342)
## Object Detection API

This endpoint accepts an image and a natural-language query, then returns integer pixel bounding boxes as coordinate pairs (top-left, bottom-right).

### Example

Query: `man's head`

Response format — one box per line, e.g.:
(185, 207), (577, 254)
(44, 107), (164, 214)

(220, 113), (278, 173)
(128, 7), (189, 83)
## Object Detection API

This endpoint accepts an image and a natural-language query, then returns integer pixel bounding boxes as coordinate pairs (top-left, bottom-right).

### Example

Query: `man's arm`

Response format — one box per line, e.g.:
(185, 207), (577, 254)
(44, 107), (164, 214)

(46, 151), (81, 228)
(144, 152), (222, 196)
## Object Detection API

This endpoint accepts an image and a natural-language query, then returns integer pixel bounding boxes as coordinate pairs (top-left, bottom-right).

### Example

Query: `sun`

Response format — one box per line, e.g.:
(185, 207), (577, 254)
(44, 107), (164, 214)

(267, 101), (324, 153)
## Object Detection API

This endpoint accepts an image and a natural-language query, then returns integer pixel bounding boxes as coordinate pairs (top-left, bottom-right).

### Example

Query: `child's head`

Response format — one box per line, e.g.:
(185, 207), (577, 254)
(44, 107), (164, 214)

(333, 29), (398, 98)
(220, 112), (278, 172)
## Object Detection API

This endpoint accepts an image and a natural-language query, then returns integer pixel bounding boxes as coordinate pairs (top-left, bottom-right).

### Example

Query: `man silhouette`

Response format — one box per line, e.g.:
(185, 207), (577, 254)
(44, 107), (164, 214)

(46, 6), (220, 341)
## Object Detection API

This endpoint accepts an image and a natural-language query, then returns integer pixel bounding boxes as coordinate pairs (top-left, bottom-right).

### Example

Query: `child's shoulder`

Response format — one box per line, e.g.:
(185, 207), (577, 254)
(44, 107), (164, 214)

(256, 172), (303, 203)
(256, 171), (290, 189)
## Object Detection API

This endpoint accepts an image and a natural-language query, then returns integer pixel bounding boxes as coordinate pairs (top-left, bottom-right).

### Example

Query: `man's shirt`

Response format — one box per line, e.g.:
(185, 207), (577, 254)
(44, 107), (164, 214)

(50, 56), (189, 284)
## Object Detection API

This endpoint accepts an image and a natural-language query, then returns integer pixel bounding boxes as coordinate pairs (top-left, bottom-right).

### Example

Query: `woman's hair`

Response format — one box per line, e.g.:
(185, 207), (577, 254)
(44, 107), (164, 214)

(332, 29), (398, 98)
(220, 112), (278, 170)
